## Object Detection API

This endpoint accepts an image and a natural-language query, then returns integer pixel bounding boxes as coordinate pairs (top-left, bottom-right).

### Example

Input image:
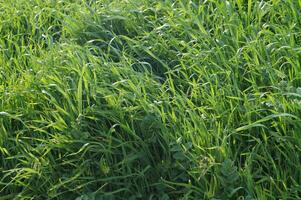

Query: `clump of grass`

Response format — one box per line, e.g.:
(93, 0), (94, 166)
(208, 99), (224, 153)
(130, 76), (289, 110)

(1, 0), (301, 199)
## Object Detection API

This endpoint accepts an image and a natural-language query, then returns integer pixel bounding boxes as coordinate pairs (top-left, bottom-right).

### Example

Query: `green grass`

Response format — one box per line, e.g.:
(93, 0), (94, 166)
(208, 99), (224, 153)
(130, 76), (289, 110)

(1, 0), (301, 199)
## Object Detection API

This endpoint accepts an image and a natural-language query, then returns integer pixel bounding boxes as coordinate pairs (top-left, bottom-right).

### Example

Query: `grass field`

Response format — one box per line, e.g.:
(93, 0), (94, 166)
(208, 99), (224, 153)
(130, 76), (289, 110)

(0, 0), (301, 199)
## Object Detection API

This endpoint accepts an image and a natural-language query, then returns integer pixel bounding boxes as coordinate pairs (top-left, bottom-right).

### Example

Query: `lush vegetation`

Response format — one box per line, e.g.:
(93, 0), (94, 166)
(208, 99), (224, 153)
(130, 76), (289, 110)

(1, 0), (301, 199)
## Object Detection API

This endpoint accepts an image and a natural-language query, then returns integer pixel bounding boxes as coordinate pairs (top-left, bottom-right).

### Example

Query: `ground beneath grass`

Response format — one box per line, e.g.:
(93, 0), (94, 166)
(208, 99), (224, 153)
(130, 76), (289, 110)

(0, 0), (301, 199)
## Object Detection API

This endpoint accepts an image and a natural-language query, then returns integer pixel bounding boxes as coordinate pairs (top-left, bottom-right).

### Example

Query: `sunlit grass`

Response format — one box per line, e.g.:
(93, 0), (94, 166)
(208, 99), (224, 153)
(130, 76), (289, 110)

(1, 0), (301, 199)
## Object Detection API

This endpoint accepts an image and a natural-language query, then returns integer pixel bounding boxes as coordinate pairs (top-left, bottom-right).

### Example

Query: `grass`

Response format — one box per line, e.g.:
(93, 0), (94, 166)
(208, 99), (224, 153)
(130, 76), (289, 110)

(0, 0), (301, 199)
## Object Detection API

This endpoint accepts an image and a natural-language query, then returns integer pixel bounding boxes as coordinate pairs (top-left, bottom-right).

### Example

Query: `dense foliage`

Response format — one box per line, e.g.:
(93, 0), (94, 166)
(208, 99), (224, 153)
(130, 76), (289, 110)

(1, 0), (301, 199)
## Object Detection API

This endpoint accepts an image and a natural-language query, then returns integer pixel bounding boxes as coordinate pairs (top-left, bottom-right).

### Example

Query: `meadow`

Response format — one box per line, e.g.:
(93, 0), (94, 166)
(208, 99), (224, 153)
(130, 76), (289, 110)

(0, 0), (301, 199)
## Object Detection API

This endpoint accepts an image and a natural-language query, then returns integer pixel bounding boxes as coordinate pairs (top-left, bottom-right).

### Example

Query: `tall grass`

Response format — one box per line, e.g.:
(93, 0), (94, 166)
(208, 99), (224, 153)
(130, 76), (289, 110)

(1, 0), (301, 199)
